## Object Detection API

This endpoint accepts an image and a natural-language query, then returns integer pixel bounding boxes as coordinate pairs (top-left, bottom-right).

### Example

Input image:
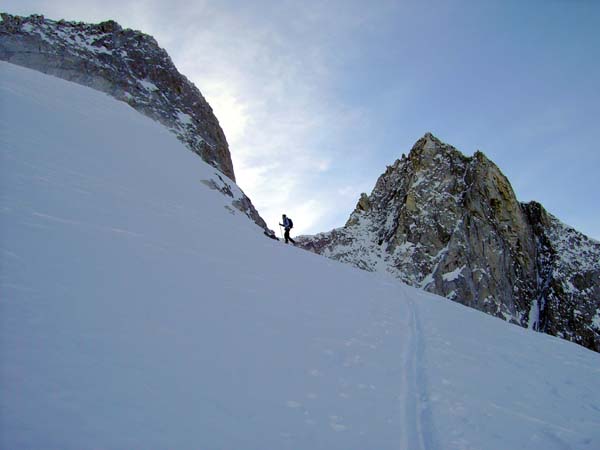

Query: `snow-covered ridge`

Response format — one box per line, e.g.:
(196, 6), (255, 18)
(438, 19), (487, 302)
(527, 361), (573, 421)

(2, 60), (600, 450)
(298, 133), (600, 352)
(0, 13), (269, 231)
(22, 16), (116, 54)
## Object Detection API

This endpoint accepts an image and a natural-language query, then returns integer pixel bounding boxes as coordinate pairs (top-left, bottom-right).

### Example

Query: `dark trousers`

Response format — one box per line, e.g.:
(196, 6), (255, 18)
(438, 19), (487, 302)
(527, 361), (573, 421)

(284, 228), (295, 244)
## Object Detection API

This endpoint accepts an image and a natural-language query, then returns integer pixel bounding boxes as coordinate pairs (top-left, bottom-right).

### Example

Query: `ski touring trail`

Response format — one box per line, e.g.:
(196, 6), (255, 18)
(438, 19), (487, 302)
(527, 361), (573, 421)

(398, 296), (435, 450)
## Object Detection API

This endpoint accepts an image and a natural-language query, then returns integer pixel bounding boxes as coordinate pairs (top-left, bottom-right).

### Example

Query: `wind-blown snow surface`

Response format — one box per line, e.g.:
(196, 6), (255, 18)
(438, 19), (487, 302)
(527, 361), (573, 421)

(1, 61), (600, 449)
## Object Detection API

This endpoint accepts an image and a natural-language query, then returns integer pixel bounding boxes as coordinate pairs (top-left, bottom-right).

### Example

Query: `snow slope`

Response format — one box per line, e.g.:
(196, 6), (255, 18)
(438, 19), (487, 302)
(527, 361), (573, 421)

(1, 61), (599, 449)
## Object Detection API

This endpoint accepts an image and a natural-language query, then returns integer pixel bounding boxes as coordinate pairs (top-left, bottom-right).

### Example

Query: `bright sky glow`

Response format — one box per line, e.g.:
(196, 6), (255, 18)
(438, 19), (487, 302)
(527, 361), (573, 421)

(3, 0), (599, 239)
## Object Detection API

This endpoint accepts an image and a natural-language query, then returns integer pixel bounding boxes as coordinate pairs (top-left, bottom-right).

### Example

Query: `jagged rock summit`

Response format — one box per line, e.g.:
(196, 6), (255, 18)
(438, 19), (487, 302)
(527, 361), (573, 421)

(298, 133), (600, 352)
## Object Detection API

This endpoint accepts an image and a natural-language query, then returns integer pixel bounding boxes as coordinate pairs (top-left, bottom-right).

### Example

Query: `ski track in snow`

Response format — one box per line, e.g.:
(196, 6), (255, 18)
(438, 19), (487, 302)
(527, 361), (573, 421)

(399, 295), (434, 450)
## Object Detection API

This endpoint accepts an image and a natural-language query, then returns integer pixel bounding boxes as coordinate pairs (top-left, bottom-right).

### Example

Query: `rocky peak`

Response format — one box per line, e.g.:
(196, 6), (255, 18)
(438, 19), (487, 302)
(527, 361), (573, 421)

(0, 13), (269, 231)
(413, 131), (445, 153)
(408, 132), (463, 162)
(298, 133), (600, 352)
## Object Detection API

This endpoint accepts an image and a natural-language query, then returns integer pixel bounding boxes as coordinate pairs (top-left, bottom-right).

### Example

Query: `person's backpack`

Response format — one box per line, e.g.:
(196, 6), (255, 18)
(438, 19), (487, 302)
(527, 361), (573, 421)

(287, 217), (293, 229)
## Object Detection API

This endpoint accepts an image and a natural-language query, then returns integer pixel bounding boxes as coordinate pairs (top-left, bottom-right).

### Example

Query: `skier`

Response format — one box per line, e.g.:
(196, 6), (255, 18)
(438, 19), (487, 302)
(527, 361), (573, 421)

(279, 214), (296, 244)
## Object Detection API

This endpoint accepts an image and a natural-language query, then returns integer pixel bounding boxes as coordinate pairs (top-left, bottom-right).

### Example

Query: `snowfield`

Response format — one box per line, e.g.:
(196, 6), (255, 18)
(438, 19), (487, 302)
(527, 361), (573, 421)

(1, 61), (600, 449)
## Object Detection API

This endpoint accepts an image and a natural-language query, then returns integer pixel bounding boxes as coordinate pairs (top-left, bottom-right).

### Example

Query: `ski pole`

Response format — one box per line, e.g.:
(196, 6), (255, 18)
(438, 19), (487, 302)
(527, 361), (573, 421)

(279, 224), (283, 238)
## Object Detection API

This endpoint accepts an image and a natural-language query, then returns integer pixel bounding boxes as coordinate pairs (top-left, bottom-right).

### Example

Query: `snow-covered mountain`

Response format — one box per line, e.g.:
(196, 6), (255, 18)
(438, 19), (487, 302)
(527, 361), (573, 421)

(2, 61), (600, 450)
(297, 134), (600, 352)
(0, 13), (268, 231)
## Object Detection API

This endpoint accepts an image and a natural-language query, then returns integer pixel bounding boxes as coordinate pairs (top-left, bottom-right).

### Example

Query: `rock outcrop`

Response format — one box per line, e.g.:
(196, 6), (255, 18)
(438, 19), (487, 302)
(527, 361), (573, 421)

(0, 13), (268, 230)
(298, 133), (600, 352)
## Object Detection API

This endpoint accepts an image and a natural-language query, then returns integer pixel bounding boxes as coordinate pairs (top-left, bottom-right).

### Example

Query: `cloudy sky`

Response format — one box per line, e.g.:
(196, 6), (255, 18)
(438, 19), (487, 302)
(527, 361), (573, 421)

(4, 0), (600, 239)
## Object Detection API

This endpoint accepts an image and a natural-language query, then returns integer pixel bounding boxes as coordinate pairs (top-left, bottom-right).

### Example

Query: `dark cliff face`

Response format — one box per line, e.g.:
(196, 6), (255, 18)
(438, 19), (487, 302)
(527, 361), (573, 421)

(0, 13), (269, 231)
(298, 133), (600, 352)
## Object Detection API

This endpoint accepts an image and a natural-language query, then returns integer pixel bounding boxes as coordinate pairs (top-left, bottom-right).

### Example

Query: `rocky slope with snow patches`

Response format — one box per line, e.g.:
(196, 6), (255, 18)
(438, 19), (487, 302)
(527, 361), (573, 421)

(0, 13), (267, 230)
(298, 133), (600, 352)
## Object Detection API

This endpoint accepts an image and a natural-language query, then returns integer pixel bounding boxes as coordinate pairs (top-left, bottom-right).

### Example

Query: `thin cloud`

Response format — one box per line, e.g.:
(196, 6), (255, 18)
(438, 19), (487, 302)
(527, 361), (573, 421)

(157, 5), (370, 234)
